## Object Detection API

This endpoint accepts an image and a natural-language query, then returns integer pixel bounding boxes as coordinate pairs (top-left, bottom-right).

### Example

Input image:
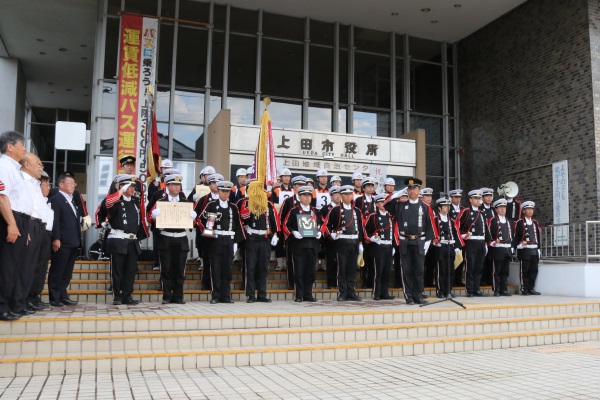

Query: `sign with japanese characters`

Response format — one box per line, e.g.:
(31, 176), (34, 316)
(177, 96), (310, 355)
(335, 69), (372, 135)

(552, 160), (569, 246)
(116, 14), (158, 176)
(230, 125), (416, 166)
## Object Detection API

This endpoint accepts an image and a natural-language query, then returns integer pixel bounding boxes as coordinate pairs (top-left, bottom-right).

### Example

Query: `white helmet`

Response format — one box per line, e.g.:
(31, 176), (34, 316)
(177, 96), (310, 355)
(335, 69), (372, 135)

(160, 158), (173, 168)
(316, 168), (328, 177)
(279, 168), (292, 176)
(235, 168), (247, 177)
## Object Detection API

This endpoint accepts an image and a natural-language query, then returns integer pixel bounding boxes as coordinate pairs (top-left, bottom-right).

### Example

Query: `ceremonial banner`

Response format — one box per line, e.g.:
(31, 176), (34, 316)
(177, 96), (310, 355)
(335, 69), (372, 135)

(552, 160), (569, 246)
(117, 13), (158, 183)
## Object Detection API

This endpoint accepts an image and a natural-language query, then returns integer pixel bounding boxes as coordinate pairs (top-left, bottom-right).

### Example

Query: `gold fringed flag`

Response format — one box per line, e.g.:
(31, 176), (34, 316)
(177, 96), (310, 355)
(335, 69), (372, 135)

(247, 98), (278, 217)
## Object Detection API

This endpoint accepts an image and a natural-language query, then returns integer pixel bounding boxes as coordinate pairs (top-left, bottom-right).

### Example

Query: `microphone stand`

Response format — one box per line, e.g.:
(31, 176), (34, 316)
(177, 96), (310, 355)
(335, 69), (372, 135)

(420, 246), (466, 309)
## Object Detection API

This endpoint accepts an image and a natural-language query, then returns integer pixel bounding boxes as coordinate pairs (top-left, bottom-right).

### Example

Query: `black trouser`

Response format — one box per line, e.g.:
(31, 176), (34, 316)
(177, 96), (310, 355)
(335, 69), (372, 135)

(324, 240), (338, 288)
(110, 240), (139, 302)
(361, 244), (374, 289)
(152, 229), (160, 266)
(424, 245), (440, 287)
(286, 243), (294, 289)
(335, 240), (359, 299)
(493, 255), (511, 293)
(393, 248), (403, 288)
(464, 240), (486, 294)
(400, 244), (425, 302)
(373, 244), (392, 299)
(201, 238), (212, 290)
(30, 230), (52, 304)
(292, 247), (317, 300)
(48, 246), (79, 302)
(482, 250), (494, 285)
(209, 240), (234, 301)
(245, 235), (270, 298)
(238, 241), (246, 290)
(518, 249), (539, 292)
(436, 245), (455, 296)
(159, 239), (187, 302)
(0, 212), (30, 313)
(195, 228), (202, 259)
(11, 219), (42, 312)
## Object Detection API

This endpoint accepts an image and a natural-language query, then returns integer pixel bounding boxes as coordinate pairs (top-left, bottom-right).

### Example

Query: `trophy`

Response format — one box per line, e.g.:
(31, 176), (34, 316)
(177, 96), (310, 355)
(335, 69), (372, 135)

(201, 211), (221, 238)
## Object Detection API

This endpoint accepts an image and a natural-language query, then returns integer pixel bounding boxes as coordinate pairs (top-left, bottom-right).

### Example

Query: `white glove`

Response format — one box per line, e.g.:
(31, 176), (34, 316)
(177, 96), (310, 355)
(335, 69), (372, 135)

(538, 249), (541, 259)
(424, 240), (431, 255)
(193, 193), (201, 201)
(461, 233), (467, 239)
(517, 243), (524, 249)
(330, 232), (338, 240)
(245, 225), (252, 233)
(369, 235), (380, 243)
(390, 191), (401, 200)
(392, 248), (395, 256)
(511, 248), (515, 255)
(120, 182), (133, 193)
(485, 246), (488, 256)
(293, 231), (303, 239)
(454, 248), (461, 255)
(271, 235), (278, 246)
(359, 243), (364, 254)
(233, 243), (238, 255)
(489, 241), (496, 247)
(316, 231), (322, 239)
(189, 211), (197, 219)
(101, 221), (110, 229)
(151, 208), (161, 219)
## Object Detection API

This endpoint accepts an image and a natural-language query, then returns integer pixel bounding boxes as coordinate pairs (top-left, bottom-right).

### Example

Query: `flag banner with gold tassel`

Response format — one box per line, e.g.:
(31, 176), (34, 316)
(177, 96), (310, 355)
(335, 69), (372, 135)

(247, 98), (278, 217)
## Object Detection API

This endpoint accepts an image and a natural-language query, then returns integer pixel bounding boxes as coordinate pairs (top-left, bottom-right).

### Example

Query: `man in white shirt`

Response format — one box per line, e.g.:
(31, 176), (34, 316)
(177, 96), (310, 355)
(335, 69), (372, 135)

(0, 131), (31, 320)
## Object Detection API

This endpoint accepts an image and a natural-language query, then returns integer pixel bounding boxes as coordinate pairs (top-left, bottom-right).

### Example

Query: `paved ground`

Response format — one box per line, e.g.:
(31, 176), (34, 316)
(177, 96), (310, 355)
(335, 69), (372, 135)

(1, 340), (600, 399)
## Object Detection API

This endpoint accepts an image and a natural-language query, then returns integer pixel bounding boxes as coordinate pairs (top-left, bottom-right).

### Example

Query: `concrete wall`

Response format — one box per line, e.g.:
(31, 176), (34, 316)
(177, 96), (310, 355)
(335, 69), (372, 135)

(458, 0), (596, 226)
(0, 57), (26, 132)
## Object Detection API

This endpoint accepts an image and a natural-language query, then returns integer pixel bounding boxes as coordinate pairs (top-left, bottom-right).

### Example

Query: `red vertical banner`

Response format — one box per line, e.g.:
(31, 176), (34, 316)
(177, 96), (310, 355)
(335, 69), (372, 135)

(116, 13), (158, 176)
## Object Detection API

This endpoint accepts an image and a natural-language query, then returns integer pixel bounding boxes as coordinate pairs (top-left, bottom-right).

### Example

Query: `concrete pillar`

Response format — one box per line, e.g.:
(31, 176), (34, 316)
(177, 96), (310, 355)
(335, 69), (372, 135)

(0, 57), (26, 132)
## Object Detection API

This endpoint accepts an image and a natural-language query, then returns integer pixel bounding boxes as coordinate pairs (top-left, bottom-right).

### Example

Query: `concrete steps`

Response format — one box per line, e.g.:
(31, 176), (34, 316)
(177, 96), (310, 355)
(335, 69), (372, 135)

(1, 301), (599, 377)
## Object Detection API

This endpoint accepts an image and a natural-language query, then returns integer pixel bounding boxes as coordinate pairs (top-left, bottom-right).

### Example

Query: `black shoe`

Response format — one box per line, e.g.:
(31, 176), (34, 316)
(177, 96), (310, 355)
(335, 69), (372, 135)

(406, 300), (415, 305)
(303, 297), (318, 302)
(382, 295), (395, 300)
(373, 297), (381, 301)
(415, 299), (429, 305)
(112, 299), (123, 305)
(50, 301), (64, 307)
(521, 291), (530, 296)
(337, 296), (347, 301)
(172, 299), (186, 304)
(500, 291), (512, 297)
(27, 302), (45, 311)
(256, 297), (272, 303)
(473, 291), (486, 297)
(347, 294), (362, 301)
(35, 300), (50, 308)
(0, 312), (19, 321)
(16, 309), (35, 316)
(422, 294), (429, 299)
(123, 299), (140, 305)
(221, 298), (234, 304)
(162, 299), (172, 304)
(529, 290), (541, 295)
(247, 297), (256, 303)
(61, 298), (78, 306)
(493, 292), (500, 297)
(454, 281), (465, 287)
(294, 298), (303, 302)
(466, 293), (474, 298)
(210, 299), (219, 304)
(436, 292), (445, 299)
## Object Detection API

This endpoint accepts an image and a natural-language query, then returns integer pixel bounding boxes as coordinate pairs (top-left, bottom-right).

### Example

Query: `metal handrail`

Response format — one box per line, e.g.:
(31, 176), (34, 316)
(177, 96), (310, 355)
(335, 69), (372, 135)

(539, 221), (600, 263)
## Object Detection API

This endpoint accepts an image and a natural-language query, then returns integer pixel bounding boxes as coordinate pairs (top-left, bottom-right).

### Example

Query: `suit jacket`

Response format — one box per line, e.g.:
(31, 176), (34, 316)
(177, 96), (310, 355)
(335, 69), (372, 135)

(49, 191), (82, 248)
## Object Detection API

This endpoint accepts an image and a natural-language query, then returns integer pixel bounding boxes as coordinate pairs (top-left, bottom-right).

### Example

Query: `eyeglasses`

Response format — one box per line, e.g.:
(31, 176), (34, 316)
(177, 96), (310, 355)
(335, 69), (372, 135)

(63, 182), (77, 187)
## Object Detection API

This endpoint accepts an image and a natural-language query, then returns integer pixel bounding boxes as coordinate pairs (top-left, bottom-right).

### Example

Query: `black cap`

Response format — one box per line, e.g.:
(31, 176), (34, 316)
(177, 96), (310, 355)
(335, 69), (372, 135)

(403, 177), (423, 187)
(120, 155), (136, 166)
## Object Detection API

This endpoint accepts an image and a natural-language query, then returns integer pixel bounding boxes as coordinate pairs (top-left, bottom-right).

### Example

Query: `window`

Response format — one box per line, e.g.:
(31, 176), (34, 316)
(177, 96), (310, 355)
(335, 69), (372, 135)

(228, 34), (256, 94)
(354, 53), (390, 109)
(262, 12), (304, 41)
(173, 123), (202, 159)
(409, 37), (442, 63)
(354, 28), (390, 54)
(175, 27), (208, 88)
(230, 7), (258, 35)
(354, 108), (390, 137)
(104, 18), (120, 79)
(308, 104), (332, 132)
(268, 100), (302, 129)
(157, 24), (175, 85)
(410, 62), (442, 115)
(229, 96), (254, 125)
(262, 39), (303, 99)
(309, 46), (333, 102)
(410, 115), (442, 146)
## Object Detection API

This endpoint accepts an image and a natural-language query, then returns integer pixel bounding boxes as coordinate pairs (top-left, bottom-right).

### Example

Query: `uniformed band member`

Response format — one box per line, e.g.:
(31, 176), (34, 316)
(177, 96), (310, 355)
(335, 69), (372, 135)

(391, 187), (407, 289)
(480, 187), (496, 285)
(421, 187), (438, 289)
(321, 185), (341, 289)
(199, 180), (245, 304)
(385, 178), (437, 305)
(448, 189), (465, 286)
(271, 168), (293, 271)
(456, 189), (492, 297)
(230, 168), (248, 204)
(239, 191), (279, 303)
(278, 176), (307, 287)
(193, 173), (223, 289)
(383, 178), (395, 197)
(284, 185), (322, 302)
(148, 174), (196, 304)
(104, 175), (149, 305)
(512, 201), (542, 295)
(351, 172), (363, 199)
(147, 158), (174, 199)
(364, 194), (399, 300)
(433, 198), (463, 299)
(488, 198), (513, 296)
(355, 176), (376, 288)
(330, 175), (342, 188)
(322, 185), (364, 301)
(506, 195), (522, 224)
